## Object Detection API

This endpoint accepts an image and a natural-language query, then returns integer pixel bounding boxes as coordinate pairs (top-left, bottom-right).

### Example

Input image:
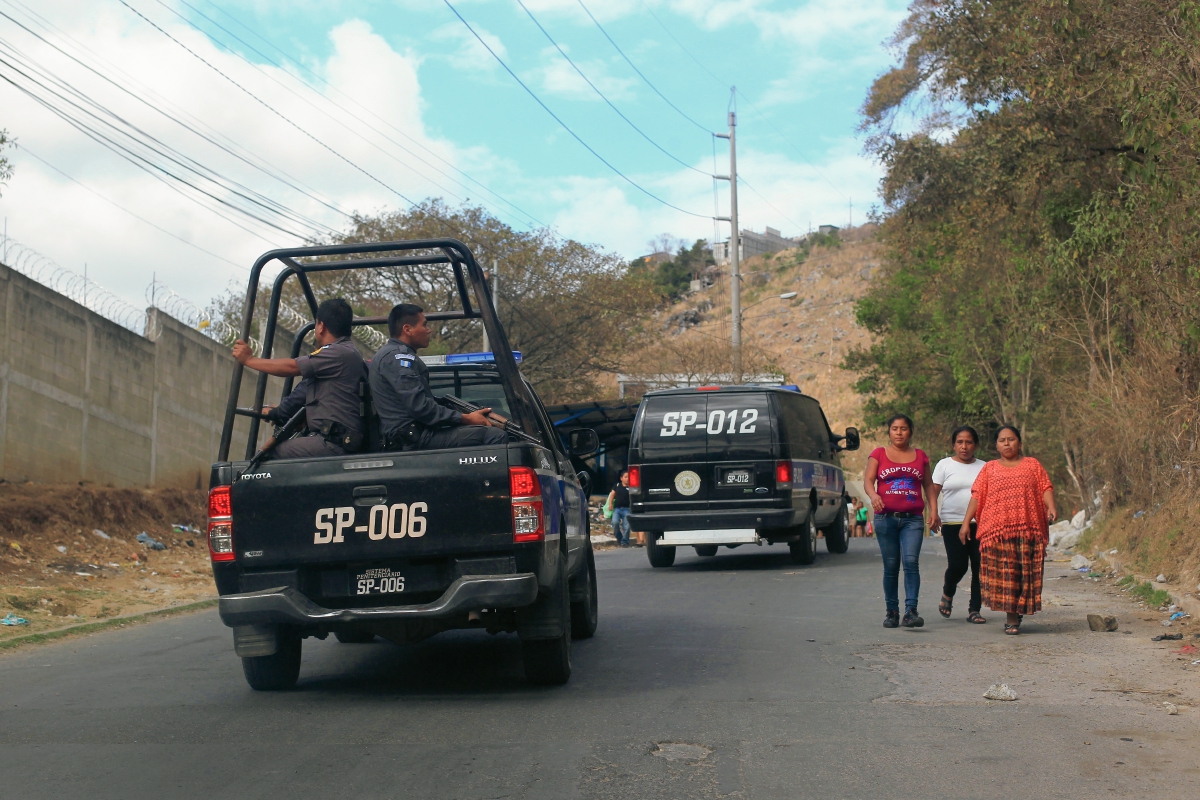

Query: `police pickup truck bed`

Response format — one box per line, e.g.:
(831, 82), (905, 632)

(208, 240), (599, 690)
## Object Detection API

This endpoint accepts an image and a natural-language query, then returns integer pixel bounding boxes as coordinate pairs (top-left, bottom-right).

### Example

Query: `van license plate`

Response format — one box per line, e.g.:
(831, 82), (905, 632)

(721, 469), (753, 486)
(355, 568), (405, 595)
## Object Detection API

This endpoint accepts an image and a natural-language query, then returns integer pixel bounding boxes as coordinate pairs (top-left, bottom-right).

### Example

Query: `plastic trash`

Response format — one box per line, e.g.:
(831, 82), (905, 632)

(92, 529), (111, 540)
(983, 683), (1018, 701)
(1151, 633), (1183, 641)
(171, 524), (199, 534)
(55, 545), (67, 553)
(1170, 611), (1189, 621)
(1, 612), (29, 626)
(1133, 510), (1145, 519)
(136, 532), (167, 551)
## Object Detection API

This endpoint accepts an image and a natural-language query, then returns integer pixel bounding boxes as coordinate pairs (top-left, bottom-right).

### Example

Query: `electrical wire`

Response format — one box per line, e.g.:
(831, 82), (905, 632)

(575, 0), (713, 135)
(514, 0), (710, 177)
(441, 0), (712, 220)
(737, 174), (805, 233)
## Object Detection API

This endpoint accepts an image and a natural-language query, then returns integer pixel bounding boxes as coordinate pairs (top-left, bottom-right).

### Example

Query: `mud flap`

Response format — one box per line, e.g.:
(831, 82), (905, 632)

(233, 624), (279, 657)
(517, 557), (568, 640)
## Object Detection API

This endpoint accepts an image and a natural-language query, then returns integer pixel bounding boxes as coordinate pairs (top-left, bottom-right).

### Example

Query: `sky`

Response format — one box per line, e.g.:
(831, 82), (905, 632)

(0, 0), (907, 318)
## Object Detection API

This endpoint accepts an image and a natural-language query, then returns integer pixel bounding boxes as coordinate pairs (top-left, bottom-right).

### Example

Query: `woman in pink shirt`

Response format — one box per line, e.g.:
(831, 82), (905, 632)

(864, 414), (935, 628)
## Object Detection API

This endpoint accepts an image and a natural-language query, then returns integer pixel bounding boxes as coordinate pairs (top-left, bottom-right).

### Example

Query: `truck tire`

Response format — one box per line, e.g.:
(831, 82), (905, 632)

(241, 628), (301, 691)
(646, 531), (676, 568)
(522, 555), (572, 686)
(334, 630), (376, 644)
(570, 545), (599, 639)
(694, 545), (718, 557)
(822, 500), (850, 554)
(788, 512), (818, 565)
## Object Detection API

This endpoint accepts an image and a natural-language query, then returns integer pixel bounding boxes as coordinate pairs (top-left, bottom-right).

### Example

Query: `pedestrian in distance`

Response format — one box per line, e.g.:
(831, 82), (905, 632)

(864, 414), (935, 629)
(607, 469), (632, 547)
(852, 497), (869, 538)
(962, 425), (1057, 635)
(930, 426), (987, 624)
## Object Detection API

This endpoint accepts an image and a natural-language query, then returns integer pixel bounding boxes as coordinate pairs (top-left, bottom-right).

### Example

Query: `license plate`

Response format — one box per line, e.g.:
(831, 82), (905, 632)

(721, 469), (753, 485)
(355, 567), (405, 595)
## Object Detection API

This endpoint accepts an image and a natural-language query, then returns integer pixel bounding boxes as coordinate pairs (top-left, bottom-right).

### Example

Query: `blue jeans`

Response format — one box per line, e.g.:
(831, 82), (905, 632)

(611, 508), (630, 545)
(875, 514), (924, 613)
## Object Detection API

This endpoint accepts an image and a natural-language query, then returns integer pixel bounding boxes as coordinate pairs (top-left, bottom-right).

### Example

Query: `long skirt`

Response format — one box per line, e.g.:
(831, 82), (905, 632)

(980, 537), (1046, 615)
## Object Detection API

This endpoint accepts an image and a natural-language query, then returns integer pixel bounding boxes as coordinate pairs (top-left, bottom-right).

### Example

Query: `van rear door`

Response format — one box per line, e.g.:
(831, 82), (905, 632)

(636, 394), (710, 509)
(704, 392), (778, 510)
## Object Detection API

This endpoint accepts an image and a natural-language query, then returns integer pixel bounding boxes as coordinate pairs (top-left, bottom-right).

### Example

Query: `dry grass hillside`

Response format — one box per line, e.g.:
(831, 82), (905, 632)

(633, 226), (881, 452)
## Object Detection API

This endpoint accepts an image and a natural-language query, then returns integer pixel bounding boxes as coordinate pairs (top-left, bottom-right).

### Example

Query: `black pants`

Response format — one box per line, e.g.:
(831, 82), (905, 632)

(941, 523), (981, 613)
(418, 425), (508, 449)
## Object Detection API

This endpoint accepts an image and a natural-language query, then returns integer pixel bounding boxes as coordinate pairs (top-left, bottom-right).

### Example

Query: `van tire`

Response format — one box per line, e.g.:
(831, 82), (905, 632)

(646, 532), (676, 568)
(522, 555), (572, 685)
(694, 545), (718, 557)
(570, 545), (599, 639)
(789, 513), (818, 565)
(241, 629), (301, 691)
(822, 500), (850, 554)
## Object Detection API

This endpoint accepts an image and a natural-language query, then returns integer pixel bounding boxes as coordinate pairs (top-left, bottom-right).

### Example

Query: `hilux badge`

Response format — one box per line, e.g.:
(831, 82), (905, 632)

(674, 470), (701, 496)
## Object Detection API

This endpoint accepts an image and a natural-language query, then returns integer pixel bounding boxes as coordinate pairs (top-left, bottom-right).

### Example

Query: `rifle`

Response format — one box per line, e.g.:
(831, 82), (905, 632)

(245, 408), (306, 472)
(438, 394), (542, 446)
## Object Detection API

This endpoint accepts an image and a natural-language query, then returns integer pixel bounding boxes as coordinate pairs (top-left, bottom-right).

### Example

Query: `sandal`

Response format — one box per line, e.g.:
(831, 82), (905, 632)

(967, 611), (986, 624)
(1004, 623), (1020, 635)
(938, 594), (953, 618)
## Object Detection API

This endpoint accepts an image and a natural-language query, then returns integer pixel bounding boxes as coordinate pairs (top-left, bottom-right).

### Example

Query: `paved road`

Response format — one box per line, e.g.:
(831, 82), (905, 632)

(2, 539), (1196, 798)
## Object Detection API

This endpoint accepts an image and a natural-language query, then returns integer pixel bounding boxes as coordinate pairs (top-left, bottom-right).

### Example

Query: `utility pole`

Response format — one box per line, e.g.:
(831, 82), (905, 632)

(714, 105), (740, 382)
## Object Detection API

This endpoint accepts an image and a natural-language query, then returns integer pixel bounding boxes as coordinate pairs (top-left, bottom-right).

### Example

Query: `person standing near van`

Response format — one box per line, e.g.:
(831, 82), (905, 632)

(930, 426), (987, 623)
(607, 469), (632, 547)
(865, 414), (934, 628)
(852, 498), (869, 538)
(962, 425), (1057, 635)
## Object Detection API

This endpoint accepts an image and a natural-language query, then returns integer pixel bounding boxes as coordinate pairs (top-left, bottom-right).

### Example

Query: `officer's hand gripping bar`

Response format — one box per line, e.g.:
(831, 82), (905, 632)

(245, 408), (306, 472)
(438, 394), (541, 446)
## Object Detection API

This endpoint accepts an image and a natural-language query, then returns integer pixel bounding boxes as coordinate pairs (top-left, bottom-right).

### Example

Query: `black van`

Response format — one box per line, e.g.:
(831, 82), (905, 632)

(626, 385), (859, 567)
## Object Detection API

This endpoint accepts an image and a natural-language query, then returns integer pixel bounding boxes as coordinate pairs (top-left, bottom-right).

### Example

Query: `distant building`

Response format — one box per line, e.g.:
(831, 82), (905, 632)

(818, 224), (840, 237)
(712, 226), (797, 265)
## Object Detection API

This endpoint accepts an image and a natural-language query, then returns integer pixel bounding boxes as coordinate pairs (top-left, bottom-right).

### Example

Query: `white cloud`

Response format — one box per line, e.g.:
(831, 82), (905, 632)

(430, 20), (508, 73)
(528, 46), (636, 101)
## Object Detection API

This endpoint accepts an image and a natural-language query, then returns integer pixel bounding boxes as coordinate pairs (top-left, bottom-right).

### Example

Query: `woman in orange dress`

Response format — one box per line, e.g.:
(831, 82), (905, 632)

(962, 425), (1057, 635)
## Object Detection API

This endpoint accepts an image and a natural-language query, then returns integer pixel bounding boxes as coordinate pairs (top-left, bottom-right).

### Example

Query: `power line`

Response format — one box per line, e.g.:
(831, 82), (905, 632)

(514, 0), (710, 177)
(441, 0), (712, 220)
(737, 174), (805, 233)
(576, 0), (713, 135)
(180, 0), (549, 231)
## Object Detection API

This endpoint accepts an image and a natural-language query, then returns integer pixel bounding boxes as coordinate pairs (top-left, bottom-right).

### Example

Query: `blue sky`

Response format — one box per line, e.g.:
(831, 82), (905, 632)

(0, 0), (906, 312)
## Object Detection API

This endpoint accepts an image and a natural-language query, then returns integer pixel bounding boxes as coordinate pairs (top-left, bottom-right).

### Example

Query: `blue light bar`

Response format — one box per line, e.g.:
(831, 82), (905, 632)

(443, 350), (522, 364)
(779, 384), (800, 392)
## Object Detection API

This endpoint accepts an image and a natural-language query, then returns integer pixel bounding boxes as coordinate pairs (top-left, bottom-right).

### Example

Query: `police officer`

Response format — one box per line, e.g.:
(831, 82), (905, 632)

(232, 298), (367, 459)
(370, 303), (508, 450)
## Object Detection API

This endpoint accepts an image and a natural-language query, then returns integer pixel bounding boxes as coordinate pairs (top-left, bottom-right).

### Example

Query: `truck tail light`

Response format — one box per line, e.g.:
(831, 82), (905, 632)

(776, 460), (793, 488)
(627, 465), (641, 489)
(208, 485), (234, 562)
(509, 466), (544, 543)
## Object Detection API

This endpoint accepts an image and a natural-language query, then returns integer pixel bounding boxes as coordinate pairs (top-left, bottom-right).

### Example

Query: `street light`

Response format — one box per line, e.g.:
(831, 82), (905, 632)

(740, 291), (797, 317)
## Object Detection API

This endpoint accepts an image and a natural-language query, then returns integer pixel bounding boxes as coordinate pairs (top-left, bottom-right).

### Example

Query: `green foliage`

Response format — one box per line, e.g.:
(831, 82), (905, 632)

(847, 0), (1200, 497)
(632, 239), (715, 300)
(1116, 575), (1135, 586)
(0, 130), (12, 198)
(1129, 582), (1170, 607)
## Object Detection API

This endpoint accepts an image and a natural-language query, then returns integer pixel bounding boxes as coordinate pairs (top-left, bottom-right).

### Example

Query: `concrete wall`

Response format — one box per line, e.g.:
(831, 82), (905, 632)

(0, 262), (292, 488)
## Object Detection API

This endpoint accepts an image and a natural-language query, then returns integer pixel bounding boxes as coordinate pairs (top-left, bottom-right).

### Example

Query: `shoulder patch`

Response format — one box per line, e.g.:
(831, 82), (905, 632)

(310, 345), (327, 355)
(396, 354), (415, 368)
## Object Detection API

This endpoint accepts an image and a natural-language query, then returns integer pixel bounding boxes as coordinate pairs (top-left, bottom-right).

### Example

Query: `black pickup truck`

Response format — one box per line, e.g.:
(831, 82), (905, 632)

(208, 239), (599, 690)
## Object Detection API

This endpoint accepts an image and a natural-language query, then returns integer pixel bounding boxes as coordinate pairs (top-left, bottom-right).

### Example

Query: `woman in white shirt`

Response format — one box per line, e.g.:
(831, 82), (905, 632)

(929, 426), (988, 623)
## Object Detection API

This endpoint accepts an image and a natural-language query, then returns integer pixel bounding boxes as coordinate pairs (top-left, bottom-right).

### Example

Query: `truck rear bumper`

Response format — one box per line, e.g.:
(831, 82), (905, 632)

(629, 508), (797, 532)
(218, 573), (539, 628)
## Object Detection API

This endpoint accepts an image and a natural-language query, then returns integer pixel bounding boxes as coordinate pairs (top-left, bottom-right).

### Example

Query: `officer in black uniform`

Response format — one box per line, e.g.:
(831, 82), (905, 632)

(370, 303), (508, 451)
(232, 298), (367, 459)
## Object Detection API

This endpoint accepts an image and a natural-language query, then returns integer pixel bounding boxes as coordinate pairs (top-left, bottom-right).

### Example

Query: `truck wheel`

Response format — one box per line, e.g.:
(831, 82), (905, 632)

(334, 630), (376, 644)
(570, 545), (599, 639)
(822, 500), (850, 554)
(522, 555), (572, 685)
(646, 531), (676, 568)
(241, 629), (301, 691)
(789, 513), (818, 565)
(694, 545), (718, 557)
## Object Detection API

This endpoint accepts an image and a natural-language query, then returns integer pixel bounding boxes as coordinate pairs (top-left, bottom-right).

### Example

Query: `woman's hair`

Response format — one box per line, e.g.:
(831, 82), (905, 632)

(950, 425), (979, 445)
(995, 424), (1022, 444)
(885, 414), (914, 433)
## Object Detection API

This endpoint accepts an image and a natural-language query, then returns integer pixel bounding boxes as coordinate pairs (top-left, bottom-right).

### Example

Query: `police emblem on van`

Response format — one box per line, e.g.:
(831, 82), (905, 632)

(674, 470), (701, 496)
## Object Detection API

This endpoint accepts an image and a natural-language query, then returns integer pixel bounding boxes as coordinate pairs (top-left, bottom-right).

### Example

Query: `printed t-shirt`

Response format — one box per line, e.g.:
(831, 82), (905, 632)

(611, 483), (630, 509)
(870, 447), (929, 513)
(971, 457), (1054, 547)
(932, 457), (988, 523)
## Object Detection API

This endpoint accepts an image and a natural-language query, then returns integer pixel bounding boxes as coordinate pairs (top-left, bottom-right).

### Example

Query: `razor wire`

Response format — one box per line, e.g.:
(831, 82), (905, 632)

(0, 236), (145, 332)
(145, 280), (262, 354)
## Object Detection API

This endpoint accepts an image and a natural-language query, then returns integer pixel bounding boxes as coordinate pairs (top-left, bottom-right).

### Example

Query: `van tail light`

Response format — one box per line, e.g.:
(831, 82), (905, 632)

(509, 466), (544, 543)
(207, 485), (234, 562)
(776, 460), (794, 488)
(627, 465), (641, 489)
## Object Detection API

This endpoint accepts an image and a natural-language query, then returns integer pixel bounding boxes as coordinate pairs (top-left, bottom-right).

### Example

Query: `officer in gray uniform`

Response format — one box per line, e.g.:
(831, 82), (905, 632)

(232, 298), (367, 459)
(370, 303), (508, 451)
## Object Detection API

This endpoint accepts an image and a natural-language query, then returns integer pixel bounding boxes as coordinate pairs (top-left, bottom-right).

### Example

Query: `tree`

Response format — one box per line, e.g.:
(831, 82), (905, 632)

(631, 239), (715, 300)
(0, 130), (13, 197)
